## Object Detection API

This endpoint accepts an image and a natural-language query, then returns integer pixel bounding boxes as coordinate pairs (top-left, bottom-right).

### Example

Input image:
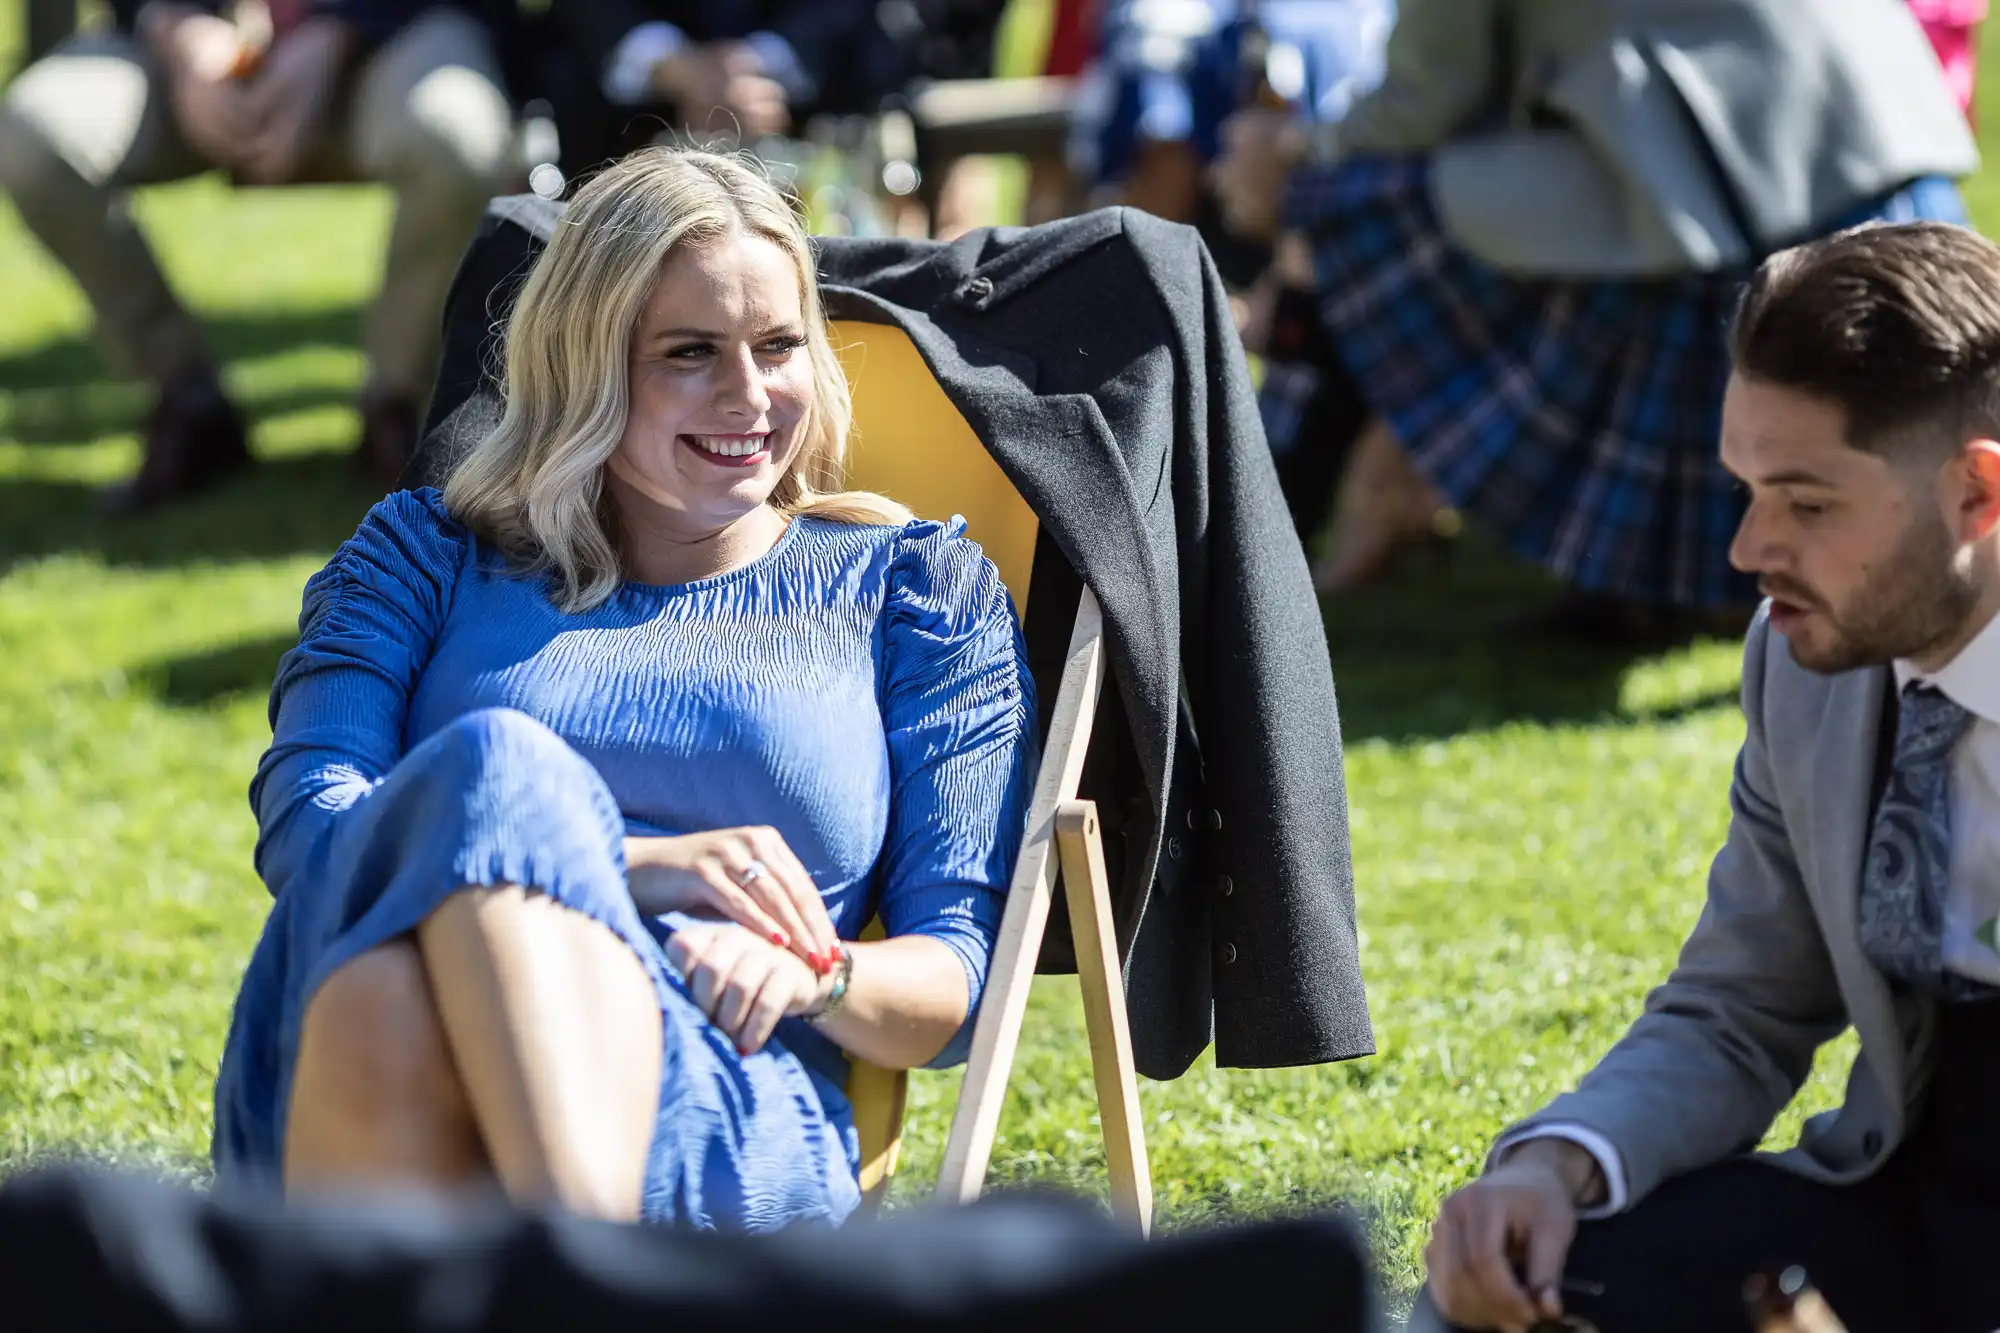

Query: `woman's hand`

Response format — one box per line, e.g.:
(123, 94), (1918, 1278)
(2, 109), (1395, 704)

(666, 922), (828, 1056)
(626, 828), (840, 973)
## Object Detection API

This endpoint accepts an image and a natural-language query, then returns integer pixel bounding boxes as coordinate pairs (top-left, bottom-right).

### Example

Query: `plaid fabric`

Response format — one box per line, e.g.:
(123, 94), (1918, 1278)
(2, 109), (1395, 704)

(1268, 155), (1966, 608)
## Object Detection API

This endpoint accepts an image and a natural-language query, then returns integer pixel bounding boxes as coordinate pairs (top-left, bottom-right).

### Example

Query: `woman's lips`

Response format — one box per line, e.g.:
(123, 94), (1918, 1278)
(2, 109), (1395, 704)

(680, 434), (771, 469)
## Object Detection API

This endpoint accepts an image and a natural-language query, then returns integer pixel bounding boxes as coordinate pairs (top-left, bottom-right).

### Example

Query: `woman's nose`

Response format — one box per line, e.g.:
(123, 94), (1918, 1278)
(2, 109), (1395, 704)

(714, 346), (770, 416)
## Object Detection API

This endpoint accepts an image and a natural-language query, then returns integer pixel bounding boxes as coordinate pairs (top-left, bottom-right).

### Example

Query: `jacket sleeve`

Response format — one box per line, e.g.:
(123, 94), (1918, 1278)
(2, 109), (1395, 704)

(547, 0), (658, 91)
(309, 0), (449, 44)
(1494, 608), (1849, 1208)
(754, 0), (877, 107)
(1321, 0), (1501, 156)
(109, 0), (221, 32)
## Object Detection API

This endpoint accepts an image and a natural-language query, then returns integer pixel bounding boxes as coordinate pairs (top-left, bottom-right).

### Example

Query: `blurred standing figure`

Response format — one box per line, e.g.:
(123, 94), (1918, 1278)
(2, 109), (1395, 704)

(0, 2), (519, 510)
(1213, 0), (1976, 643)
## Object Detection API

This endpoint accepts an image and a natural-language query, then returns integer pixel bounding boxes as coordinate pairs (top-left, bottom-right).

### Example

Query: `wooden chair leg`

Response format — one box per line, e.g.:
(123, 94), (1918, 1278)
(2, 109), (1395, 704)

(936, 589), (1107, 1205)
(1056, 799), (1153, 1235)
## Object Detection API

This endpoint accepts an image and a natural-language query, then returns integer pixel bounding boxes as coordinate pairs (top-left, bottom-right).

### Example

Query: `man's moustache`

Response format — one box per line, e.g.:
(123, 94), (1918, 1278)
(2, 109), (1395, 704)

(1759, 581), (1822, 610)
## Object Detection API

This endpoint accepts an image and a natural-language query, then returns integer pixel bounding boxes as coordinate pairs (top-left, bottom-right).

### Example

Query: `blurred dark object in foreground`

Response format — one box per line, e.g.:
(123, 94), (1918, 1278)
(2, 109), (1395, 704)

(0, 1165), (1381, 1332)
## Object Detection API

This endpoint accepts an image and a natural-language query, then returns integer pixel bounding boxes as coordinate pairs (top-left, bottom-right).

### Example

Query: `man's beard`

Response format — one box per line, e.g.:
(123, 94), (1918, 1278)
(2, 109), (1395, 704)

(1771, 513), (1979, 673)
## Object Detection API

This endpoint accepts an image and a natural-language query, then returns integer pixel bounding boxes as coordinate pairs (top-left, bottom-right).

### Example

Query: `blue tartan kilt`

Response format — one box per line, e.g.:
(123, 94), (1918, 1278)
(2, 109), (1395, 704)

(1279, 154), (1967, 608)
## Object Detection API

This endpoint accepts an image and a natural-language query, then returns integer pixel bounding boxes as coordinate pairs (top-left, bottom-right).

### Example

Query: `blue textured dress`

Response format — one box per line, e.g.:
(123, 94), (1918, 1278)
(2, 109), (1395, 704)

(211, 488), (1038, 1230)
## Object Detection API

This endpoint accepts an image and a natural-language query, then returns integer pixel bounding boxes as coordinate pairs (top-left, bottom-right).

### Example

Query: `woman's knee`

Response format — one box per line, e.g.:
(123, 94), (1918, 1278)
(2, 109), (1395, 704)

(294, 939), (466, 1121)
(414, 707), (620, 833)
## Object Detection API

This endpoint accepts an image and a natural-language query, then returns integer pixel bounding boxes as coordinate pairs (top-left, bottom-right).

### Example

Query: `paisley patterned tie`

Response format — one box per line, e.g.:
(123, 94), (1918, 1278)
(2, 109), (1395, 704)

(1858, 683), (1980, 996)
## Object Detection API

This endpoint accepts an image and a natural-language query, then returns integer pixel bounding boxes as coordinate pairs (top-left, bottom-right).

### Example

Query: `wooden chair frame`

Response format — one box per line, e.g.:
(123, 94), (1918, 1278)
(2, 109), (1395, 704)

(850, 588), (1152, 1233)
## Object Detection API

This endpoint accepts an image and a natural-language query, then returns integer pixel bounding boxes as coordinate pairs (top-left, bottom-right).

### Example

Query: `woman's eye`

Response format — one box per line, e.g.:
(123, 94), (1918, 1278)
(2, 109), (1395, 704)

(1790, 501), (1829, 520)
(666, 343), (713, 360)
(761, 335), (807, 355)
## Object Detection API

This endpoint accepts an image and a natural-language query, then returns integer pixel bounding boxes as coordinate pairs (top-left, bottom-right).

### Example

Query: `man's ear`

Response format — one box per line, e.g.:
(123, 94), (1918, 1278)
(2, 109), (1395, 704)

(1962, 439), (2000, 542)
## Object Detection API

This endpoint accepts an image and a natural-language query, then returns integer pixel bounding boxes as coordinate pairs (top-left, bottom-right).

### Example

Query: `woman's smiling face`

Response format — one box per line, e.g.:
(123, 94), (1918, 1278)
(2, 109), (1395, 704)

(609, 230), (814, 532)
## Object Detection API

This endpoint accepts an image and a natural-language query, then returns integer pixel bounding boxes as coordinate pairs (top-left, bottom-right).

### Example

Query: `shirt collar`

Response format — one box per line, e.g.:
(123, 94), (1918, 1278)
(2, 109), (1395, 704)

(1894, 604), (2000, 725)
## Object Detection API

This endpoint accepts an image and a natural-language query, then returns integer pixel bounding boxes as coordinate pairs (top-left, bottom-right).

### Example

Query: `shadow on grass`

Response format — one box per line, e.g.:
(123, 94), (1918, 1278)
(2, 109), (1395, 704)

(1, 304), (383, 570)
(134, 631), (297, 707)
(1323, 540), (1740, 742)
(0, 305), (365, 398)
(0, 307), (364, 447)
(0, 453), (380, 574)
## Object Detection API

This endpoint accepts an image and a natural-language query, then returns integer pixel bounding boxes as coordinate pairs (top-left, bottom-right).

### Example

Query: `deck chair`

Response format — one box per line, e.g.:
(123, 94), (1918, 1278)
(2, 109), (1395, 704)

(830, 322), (1152, 1232)
(413, 193), (1371, 1239)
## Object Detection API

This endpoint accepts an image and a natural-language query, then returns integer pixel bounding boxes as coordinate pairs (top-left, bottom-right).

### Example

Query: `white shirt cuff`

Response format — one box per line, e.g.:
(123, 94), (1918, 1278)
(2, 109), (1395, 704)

(744, 30), (814, 102)
(604, 21), (687, 107)
(1489, 1123), (1630, 1220)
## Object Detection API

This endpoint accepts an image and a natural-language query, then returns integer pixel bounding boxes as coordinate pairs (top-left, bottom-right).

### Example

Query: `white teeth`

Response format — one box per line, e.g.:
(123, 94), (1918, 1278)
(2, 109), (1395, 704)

(689, 435), (768, 458)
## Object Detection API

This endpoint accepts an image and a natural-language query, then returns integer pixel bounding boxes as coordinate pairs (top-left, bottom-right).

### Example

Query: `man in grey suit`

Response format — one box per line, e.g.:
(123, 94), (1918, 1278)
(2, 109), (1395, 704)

(1423, 221), (2000, 1332)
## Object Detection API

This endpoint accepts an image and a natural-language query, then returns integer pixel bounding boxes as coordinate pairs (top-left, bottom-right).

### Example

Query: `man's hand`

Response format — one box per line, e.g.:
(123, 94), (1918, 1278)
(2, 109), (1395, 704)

(650, 42), (789, 138)
(237, 18), (358, 185)
(1209, 108), (1309, 243)
(1425, 1138), (1603, 1332)
(142, 5), (256, 168)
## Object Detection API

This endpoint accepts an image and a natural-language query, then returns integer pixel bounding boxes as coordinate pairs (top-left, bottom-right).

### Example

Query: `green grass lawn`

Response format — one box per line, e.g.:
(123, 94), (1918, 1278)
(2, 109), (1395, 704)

(4, 5), (1997, 1312)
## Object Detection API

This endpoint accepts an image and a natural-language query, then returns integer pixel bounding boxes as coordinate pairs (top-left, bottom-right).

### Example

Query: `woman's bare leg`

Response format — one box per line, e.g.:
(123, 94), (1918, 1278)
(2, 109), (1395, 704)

(416, 885), (663, 1221)
(1313, 414), (1451, 593)
(285, 938), (491, 1193)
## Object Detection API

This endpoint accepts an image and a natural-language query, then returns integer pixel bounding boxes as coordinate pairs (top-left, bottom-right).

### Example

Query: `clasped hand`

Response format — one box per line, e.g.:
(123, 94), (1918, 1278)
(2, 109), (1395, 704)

(628, 828), (843, 1056)
(147, 5), (353, 185)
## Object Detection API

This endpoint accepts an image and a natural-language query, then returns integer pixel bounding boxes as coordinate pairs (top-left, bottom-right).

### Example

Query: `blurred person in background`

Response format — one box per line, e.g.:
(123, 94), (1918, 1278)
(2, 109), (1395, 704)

(1210, 0), (1977, 646)
(0, 1), (519, 511)
(546, 2), (895, 167)
(1909, 0), (1986, 122)
(1069, 0), (1392, 257)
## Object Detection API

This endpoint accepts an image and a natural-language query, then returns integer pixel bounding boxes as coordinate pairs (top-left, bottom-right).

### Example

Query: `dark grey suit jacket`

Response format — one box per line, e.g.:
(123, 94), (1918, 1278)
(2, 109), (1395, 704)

(410, 196), (1374, 1078)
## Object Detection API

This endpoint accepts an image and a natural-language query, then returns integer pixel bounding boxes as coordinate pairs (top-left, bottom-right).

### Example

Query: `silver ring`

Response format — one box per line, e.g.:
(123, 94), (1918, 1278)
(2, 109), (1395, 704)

(733, 860), (770, 888)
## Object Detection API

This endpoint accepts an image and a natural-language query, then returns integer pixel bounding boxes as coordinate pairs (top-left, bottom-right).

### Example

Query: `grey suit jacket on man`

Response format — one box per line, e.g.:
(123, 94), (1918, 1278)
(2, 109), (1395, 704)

(1502, 607), (1925, 1206)
(1327, 0), (1977, 276)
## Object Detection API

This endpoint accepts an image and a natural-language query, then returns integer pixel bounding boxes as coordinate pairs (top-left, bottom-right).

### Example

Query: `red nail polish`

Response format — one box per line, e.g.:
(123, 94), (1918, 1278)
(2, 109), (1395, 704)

(808, 952), (825, 971)
(770, 931), (787, 947)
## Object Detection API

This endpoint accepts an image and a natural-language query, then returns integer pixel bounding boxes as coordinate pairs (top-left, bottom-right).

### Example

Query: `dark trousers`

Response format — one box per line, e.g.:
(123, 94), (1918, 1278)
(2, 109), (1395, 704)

(1424, 1000), (2000, 1332)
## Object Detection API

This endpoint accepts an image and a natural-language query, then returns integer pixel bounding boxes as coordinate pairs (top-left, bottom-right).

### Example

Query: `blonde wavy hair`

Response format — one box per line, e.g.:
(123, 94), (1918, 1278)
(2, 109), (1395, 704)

(444, 147), (910, 612)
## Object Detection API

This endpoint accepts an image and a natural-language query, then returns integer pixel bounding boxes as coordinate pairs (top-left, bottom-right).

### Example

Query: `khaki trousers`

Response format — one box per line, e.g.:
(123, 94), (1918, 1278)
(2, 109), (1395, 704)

(0, 9), (515, 402)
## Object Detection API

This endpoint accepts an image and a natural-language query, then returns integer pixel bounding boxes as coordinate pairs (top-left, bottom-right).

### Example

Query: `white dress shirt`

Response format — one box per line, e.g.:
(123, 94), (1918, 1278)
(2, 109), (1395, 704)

(1496, 605), (2000, 1216)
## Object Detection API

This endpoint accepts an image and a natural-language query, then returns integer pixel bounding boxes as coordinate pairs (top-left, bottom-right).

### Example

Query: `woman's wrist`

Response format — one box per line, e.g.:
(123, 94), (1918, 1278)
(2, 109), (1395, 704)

(805, 943), (851, 1021)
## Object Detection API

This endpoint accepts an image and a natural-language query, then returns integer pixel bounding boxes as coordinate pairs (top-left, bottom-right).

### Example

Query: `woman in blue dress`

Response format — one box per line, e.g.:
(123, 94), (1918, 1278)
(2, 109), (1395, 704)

(211, 147), (1039, 1230)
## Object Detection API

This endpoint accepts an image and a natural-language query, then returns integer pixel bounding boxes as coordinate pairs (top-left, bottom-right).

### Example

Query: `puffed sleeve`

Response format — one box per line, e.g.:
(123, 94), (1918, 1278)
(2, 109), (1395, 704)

(875, 520), (1039, 1070)
(248, 488), (472, 896)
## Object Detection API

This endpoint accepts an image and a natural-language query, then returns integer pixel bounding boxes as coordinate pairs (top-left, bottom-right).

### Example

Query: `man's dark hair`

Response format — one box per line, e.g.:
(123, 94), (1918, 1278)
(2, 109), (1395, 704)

(1730, 220), (2000, 457)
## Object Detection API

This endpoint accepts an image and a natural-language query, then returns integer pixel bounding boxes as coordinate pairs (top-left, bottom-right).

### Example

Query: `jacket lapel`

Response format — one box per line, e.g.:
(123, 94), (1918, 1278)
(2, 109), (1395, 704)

(1809, 665), (1903, 1102)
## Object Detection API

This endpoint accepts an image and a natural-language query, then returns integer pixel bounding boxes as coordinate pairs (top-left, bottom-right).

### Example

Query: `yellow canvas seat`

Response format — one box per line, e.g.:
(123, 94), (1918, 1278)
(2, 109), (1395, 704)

(831, 320), (1152, 1231)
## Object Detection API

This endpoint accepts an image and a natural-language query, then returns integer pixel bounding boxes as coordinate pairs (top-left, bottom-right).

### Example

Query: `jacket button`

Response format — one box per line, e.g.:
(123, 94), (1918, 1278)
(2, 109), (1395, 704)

(964, 275), (995, 303)
(1219, 941), (1237, 965)
(1186, 808), (1223, 831)
(1166, 837), (1183, 861)
(1862, 1129), (1884, 1159)
(1217, 875), (1234, 897)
